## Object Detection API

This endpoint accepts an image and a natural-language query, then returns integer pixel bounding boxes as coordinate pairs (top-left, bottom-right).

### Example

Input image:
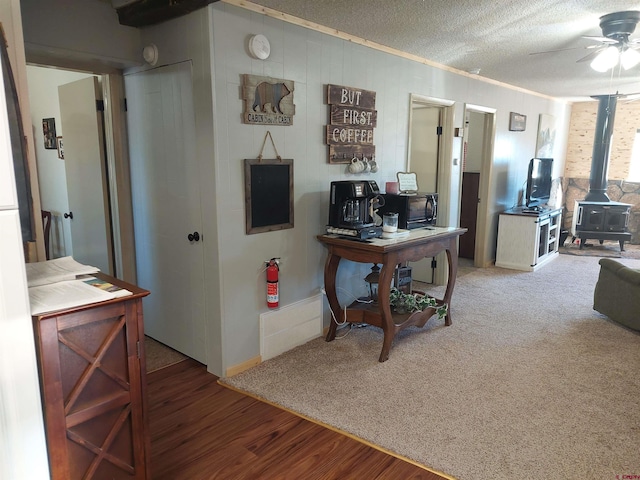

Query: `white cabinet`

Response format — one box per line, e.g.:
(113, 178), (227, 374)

(495, 208), (562, 271)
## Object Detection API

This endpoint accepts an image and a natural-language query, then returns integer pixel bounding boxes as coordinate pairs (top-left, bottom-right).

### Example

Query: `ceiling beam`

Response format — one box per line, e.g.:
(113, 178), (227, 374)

(116, 0), (219, 27)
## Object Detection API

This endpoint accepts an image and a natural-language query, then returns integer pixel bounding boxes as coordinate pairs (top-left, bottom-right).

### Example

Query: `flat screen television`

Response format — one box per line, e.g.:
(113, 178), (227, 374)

(525, 157), (553, 208)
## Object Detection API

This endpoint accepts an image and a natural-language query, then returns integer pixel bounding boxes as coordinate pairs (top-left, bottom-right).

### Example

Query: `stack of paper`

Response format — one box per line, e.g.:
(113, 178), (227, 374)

(29, 280), (116, 315)
(27, 257), (128, 316)
(26, 256), (100, 287)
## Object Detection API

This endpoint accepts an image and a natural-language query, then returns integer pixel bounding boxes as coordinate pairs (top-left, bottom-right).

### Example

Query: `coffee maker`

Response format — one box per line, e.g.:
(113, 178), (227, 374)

(327, 180), (383, 239)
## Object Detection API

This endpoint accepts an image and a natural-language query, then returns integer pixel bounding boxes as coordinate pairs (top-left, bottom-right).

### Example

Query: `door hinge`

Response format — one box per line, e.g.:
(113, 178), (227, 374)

(124, 98), (128, 112)
(96, 99), (105, 112)
(431, 258), (437, 269)
(136, 340), (141, 359)
(436, 126), (443, 135)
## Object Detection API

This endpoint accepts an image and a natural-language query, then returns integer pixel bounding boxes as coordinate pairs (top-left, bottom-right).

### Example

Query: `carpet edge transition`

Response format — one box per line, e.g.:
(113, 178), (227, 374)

(217, 379), (457, 480)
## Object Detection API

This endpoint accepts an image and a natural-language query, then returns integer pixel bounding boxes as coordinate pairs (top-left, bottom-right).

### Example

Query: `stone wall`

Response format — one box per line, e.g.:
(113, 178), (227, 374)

(562, 178), (640, 244)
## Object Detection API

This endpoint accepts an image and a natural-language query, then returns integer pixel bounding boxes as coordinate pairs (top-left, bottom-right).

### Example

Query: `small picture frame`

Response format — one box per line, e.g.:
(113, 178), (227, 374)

(397, 171), (419, 194)
(56, 136), (64, 159)
(509, 112), (526, 132)
(42, 117), (57, 149)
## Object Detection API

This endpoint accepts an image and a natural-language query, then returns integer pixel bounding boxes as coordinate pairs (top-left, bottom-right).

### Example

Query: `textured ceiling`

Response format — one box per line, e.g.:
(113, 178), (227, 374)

(247, 0), (640, 101)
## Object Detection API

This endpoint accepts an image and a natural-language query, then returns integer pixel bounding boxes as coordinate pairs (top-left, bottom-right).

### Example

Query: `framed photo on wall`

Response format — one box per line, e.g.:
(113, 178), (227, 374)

(509, 112), (526, 131)
(56, 136), (64, 159)
(536, 114), (556, 157)
(42, 118), (57, 149)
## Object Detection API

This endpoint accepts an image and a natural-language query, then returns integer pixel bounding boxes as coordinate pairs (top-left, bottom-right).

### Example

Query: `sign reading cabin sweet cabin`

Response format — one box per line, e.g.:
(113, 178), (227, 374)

(326, 84), (377, 164)
(242, 74), (295, 125)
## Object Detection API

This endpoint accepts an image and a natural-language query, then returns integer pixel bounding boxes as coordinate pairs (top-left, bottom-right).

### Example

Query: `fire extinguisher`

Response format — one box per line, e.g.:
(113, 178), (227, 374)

(266, 258), (280, 308)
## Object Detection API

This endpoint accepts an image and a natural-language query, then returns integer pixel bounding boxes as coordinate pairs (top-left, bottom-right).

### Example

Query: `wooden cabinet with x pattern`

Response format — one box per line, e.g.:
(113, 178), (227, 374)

(32, 275), (150, 479)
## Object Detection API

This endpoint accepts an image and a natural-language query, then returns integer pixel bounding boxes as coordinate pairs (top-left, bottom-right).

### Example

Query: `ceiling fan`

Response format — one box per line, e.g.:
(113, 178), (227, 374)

(579, 11), (640, 71)
(530, 11), (640, 72)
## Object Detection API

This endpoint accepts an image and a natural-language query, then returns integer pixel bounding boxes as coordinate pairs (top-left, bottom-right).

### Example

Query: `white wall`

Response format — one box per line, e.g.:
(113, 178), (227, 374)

(0, 3), (50, 477)
(206, 3), (571, 370)
(20, 0), (142, 70)
(26, 66), (96, 259)
(19, 1), (572, 375)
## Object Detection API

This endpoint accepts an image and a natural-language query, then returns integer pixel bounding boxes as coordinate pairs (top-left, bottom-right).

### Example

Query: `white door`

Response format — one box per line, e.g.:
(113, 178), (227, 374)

(408, 105), (440, 283)
(124, 62), (206, 364)
(58, 77), (114, 274)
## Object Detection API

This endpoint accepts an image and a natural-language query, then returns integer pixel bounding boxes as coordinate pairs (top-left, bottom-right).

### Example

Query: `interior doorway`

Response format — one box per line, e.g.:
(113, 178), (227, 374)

(407, 94), (455, 284)
(25, 65), (135, 280)
(408, 103), (440, 283)
(460, 104), (496, 267)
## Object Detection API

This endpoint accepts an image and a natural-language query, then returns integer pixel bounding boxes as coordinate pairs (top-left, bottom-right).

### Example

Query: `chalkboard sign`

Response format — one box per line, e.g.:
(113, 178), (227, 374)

(244, 158), (294, 234)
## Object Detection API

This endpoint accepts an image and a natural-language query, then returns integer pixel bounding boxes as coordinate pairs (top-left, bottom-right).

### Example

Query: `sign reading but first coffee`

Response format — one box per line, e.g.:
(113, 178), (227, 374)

(325, 84), (377, 164)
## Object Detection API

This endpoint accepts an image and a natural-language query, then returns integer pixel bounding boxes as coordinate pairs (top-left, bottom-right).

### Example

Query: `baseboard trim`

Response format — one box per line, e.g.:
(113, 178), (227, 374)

(226, 326), (329, 377)
(225, 355), (261, 377)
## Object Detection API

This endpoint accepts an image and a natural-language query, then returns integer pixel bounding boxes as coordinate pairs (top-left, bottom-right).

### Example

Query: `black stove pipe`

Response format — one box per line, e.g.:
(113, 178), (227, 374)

(585, 94), (618, 202)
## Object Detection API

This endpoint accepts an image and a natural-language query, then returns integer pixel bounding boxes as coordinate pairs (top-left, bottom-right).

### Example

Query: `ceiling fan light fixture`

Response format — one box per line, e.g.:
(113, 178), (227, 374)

(590, 46), (620, 72)
(621, 47), (640, 69)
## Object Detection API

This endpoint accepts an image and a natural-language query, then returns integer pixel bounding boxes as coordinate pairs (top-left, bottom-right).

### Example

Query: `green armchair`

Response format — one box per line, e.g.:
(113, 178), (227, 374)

(593, 258), (640, 331)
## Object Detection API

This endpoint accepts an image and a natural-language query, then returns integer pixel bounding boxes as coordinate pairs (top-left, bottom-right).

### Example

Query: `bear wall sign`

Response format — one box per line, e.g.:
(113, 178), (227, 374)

(242, 74), (295, 125)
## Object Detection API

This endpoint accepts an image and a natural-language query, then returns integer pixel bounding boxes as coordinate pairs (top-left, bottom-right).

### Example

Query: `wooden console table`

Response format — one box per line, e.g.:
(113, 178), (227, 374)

(32, 274), (151, 479)
(317, 227), (466, 362)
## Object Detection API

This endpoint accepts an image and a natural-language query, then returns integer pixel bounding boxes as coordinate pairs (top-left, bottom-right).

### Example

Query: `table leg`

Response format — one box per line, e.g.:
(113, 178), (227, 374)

(441, 238), (459, 327)
(377, 259), (396, 362)
(324, 252), (342, 342)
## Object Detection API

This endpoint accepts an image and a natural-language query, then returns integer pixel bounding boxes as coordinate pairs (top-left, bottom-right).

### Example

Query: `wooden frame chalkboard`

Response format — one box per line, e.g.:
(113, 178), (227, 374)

(244, 158), (294, 234)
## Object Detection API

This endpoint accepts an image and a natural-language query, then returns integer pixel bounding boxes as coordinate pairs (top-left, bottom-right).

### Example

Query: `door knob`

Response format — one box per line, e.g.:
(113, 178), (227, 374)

(64, 212), (73, 219)
(187, 232), (200, 242)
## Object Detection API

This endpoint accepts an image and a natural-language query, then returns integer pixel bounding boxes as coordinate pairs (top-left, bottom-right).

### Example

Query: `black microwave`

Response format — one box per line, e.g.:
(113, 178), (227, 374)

(379, 193), (438, 229)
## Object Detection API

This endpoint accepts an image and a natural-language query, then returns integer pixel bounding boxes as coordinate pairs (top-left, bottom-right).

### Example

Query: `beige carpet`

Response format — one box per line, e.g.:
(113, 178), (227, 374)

(220, 254), (640, 480)
(144, 336), (188, 373)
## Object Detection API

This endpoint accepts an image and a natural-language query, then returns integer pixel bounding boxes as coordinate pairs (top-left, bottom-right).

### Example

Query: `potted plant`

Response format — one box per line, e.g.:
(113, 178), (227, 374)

(389, 287), (447, 319)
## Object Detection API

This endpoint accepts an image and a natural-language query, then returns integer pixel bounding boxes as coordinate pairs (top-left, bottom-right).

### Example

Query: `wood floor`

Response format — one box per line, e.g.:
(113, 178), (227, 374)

(147, 359), (448, 480)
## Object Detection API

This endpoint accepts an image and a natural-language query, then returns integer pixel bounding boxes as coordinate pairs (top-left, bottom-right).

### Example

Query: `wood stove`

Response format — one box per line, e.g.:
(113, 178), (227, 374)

(570, 94), (632, 251)
(571, 201), (631, 249)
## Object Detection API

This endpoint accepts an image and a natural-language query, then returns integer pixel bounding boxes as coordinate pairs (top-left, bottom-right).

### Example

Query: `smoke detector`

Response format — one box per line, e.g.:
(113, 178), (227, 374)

(142, 44), (158, 66)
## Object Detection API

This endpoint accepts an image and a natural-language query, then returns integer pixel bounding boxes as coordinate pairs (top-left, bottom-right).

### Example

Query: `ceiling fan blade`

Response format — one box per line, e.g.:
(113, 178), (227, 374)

(530, 43), (604, 57)
(529, 46), (589, 55)
(622, 93), (640, 103)
(577, 48), (605, 63)
(582, 35), (618, 44)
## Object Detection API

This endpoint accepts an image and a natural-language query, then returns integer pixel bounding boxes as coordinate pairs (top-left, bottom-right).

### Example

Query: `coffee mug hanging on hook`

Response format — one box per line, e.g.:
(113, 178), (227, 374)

(362, 156), (370, 173)
(369, 156), (378, 173)
(348, 156), (365, 173)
